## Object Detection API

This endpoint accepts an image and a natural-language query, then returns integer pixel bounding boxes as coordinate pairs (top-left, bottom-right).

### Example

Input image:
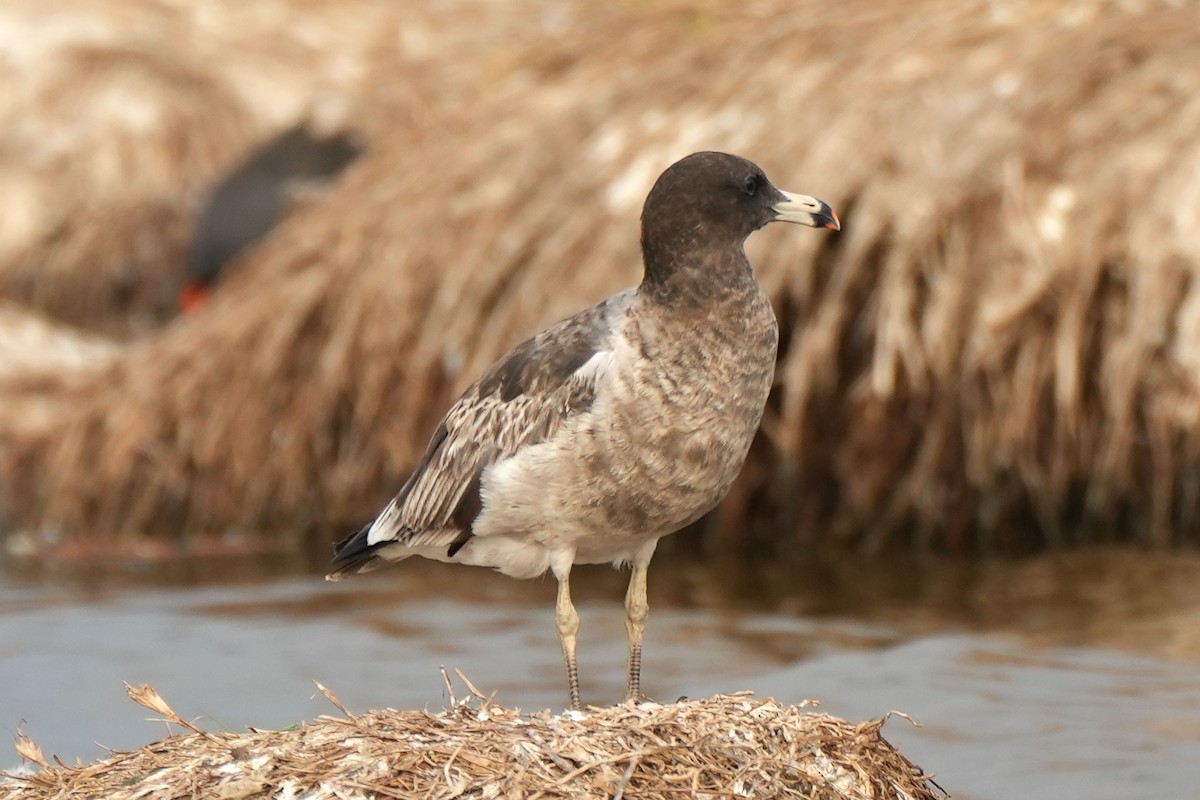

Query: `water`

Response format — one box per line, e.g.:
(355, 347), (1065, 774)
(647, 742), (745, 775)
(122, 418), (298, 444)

(1, 554), (1199, 799)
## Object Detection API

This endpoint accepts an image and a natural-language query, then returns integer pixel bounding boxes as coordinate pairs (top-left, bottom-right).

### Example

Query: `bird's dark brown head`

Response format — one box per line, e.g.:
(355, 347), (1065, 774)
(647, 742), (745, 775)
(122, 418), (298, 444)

(639, 151), (838, 290)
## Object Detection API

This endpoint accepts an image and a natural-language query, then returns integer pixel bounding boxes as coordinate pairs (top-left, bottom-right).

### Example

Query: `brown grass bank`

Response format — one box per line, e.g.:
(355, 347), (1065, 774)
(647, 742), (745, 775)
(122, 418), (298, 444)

(0, 0), (429, 334)
(1, 687), (940, 800)
(3, 0), (1200, 554)
(0, 304), (120, 452)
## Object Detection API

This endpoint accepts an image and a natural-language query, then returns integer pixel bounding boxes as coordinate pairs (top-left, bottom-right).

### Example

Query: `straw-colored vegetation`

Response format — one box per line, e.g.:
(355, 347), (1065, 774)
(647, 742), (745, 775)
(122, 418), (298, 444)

(0, 304), (119, 447)
(1, 685), (940, 800)
(2, 0), (1200, 553)
(0, 303), (117, 382)
(0, 0), (401, 333)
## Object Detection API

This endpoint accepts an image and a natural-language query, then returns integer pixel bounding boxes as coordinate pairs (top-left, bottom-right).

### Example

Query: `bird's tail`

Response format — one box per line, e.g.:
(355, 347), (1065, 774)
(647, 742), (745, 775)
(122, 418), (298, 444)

(325, 521), (388, 580)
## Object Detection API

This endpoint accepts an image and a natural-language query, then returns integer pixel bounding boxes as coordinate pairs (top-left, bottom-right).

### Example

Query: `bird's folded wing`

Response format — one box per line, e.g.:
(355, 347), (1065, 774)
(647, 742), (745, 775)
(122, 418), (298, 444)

(364, 296), (622, 548)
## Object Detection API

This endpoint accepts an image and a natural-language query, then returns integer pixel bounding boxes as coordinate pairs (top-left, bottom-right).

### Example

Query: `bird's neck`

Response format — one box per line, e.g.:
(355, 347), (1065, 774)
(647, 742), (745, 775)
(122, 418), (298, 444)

(640, 241), (757, 309)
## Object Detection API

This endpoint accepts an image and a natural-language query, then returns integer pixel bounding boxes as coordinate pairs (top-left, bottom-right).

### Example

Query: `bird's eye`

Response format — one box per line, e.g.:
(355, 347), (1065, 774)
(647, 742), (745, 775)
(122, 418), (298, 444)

(742, 174), (761, 196)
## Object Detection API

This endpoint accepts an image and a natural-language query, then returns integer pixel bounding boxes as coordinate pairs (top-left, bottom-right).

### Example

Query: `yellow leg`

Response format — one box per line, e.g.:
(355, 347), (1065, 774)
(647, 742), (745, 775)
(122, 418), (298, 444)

(624, 560), (650, 703)
(554, 563), (582, 711)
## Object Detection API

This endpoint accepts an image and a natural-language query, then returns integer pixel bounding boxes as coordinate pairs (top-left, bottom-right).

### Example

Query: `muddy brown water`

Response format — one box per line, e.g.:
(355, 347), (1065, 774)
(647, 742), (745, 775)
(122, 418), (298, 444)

(2, 548), (1199, 799)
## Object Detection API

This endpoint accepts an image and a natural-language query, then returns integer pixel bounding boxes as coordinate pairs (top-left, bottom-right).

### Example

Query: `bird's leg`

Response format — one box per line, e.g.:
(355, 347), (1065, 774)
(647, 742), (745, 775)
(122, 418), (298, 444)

(624, 559), (651, 703)
(553, 561), (582, 711)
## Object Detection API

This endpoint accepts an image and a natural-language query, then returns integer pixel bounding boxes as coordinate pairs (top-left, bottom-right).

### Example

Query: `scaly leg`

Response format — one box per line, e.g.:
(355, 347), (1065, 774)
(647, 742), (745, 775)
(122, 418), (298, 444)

(552, 556), (582, 711)
(624, 543), (656, 703)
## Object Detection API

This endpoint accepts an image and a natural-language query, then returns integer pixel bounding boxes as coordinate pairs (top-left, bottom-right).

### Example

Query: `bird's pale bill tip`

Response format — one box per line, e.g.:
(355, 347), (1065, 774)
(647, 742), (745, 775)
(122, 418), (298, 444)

(773, 191), (840, 231)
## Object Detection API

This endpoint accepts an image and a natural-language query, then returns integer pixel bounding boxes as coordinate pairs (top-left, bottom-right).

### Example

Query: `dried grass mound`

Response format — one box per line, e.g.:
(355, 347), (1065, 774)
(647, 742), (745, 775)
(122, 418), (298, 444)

(4, 0), (1200, 552)
(2, 688), (941, 800)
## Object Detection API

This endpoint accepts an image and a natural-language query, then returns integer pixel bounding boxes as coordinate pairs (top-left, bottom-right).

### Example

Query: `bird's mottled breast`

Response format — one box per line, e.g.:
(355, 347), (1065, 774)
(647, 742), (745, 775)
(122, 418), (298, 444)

(582, 281), (778, 534)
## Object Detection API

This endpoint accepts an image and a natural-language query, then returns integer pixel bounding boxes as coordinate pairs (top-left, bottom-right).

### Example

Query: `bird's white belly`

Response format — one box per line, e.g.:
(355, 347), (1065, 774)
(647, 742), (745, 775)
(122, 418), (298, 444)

(453, 535), (554, 579)
(394, 527), (653, 580)
(389, 537), (555, 579)
(456, 531), (653, 579)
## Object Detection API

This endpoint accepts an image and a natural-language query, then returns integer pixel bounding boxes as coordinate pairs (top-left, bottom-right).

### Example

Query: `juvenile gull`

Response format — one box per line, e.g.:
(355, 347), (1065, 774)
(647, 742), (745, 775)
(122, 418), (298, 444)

(327, 151), (839, 710)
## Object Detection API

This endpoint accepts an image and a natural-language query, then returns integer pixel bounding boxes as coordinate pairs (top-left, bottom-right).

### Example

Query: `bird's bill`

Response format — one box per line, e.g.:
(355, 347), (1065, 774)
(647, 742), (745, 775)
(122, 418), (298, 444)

(772, 191), (840, 230)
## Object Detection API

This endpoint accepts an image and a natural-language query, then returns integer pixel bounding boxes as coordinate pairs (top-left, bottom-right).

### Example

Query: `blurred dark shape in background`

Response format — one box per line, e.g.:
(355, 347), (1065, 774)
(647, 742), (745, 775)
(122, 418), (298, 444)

(0, 0), (390, 337)
(182, 125), (363, 312)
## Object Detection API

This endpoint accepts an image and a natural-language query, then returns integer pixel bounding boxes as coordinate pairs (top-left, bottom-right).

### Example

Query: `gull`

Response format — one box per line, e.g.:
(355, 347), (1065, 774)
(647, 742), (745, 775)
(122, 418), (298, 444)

(327, 151), (839, 710)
